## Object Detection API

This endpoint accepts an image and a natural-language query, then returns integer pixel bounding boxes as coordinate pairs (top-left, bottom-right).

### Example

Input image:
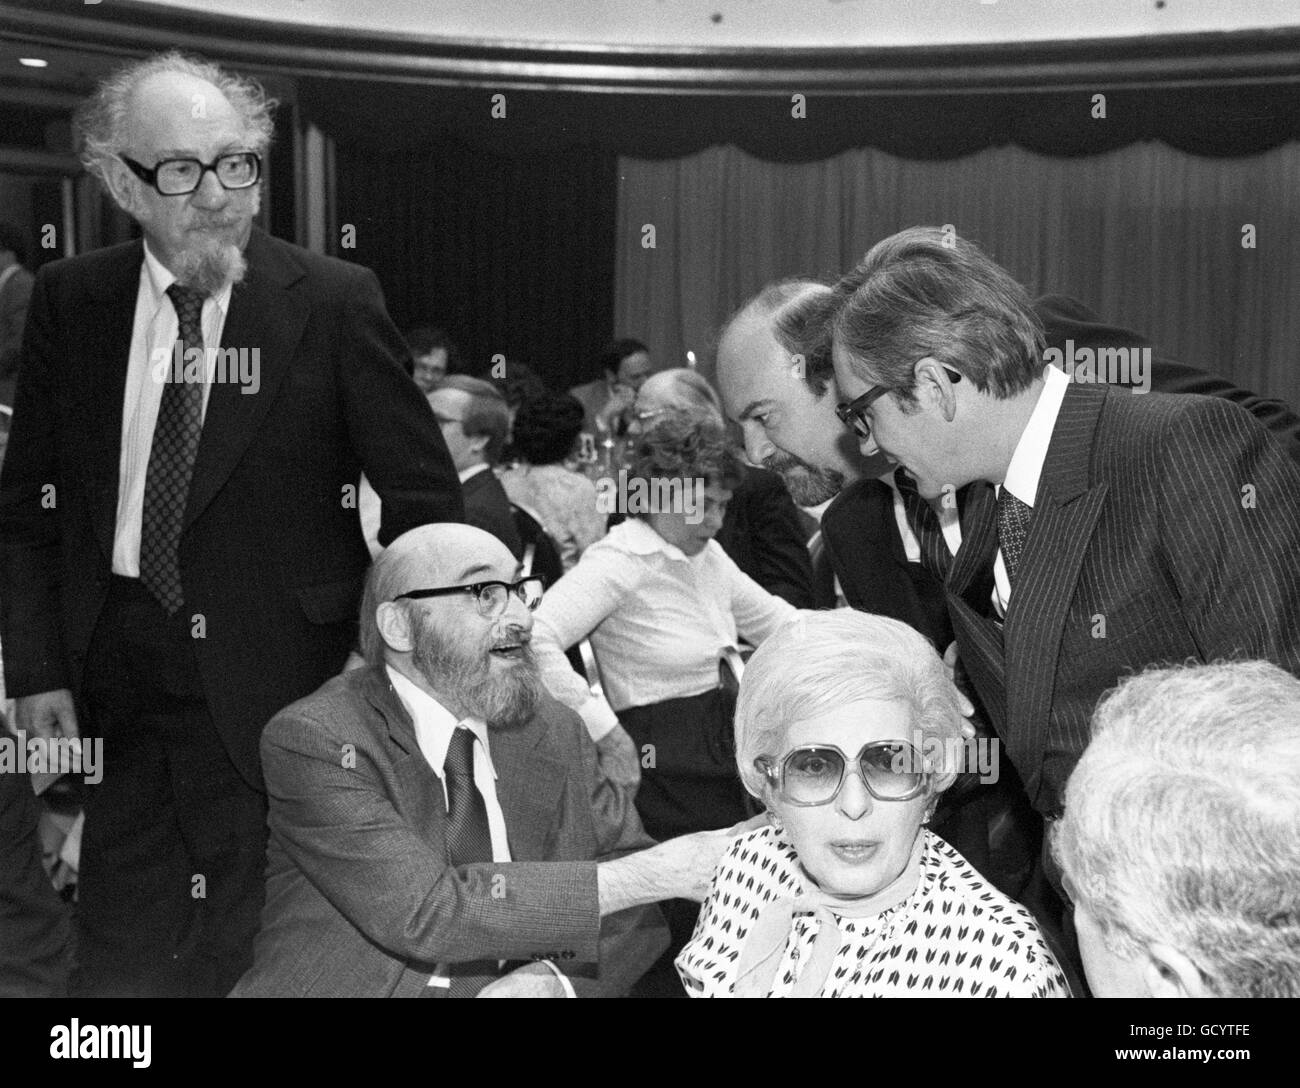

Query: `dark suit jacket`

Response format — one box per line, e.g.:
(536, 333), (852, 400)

(0, 264), (34, 404)
(1033, 294), (1300, 465)
(948, 384), (1300, 818)
(231, 666), (668, 997)
(715, 466), (815, 608)
(461, 466), (524, 560)
(0, 229), (463, 787)
(820, 477), (959, 649)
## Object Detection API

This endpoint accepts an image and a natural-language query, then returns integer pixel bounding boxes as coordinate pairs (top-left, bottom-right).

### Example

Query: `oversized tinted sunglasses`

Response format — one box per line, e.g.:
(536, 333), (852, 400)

(755, 741), (931, 806)
(835, 367), (963, 440)
(394, 576), (546, 619)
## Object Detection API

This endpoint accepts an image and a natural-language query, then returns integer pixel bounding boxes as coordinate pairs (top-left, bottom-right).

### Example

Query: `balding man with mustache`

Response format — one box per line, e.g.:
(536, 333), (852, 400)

(234, 524), (745, 998)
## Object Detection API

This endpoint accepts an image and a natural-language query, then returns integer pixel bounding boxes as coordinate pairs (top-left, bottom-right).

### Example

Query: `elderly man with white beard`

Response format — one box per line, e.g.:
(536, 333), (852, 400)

(234, 524), (745, 998)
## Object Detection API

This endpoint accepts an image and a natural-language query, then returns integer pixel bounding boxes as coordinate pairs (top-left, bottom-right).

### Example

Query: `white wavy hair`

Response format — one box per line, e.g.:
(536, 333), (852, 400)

(74, 51), (276, 190)
(734, 610), (964, 799)
(1053, 660), (1300, 998)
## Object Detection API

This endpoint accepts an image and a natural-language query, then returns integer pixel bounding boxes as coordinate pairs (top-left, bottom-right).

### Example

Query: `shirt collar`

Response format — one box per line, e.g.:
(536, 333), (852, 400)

(999, 364), (1070, 509)
(141, 240), (235, 317)
(611, 516), (693, 562)
(385, 664), (497, 782)
(0, 264), (18, 293)
(458, 462), (492, 485)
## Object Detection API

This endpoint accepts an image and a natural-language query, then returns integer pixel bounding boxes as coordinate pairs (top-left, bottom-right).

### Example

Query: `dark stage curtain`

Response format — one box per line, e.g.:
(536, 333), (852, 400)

(303, 81), (1300, 164)
(330, 135), (617, 392)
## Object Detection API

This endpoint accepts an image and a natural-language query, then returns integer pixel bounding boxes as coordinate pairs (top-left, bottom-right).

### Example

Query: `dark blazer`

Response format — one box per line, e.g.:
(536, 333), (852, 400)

(231, 666), (668, 997)
(715, 466), (816, 608)
(820, 478), (956, 649)
(948, 384), (1300, 818)
(0, 263), (33, 402)
(0, 229), (463, 787)
(1034, 294), (1300, 465)
(462, 466), (524, 560)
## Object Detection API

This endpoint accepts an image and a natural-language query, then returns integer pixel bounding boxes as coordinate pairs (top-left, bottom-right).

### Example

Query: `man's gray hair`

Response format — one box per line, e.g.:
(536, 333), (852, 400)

(734, 610), (964, 798)
(1054, 660), (1300, 998)
(73, 50), (277, 191)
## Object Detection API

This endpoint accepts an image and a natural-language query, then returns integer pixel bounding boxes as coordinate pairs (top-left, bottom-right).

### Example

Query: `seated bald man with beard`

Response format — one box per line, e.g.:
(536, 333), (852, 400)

(233, 524), (742, 998)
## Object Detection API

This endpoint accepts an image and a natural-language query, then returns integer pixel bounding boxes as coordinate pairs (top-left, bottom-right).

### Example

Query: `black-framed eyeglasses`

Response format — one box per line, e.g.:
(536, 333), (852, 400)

(393, 576), (546, 618)
(755, 741), (931, 806)
(835, 366), (963, 440)
(120, 152), (262, 196)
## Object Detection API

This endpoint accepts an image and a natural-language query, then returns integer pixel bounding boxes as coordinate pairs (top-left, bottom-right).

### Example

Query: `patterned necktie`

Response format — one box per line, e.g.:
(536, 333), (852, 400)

(140, 283), (208, 615)
(996, 486), (1034, 585)
(443, 727), (492, 866)
(894, 470), (952, 581)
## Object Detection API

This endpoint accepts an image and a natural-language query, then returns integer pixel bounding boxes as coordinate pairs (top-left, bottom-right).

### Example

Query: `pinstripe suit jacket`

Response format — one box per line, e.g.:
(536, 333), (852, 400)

(947, 383), (1300, 818)
(231, 665), (667, 997)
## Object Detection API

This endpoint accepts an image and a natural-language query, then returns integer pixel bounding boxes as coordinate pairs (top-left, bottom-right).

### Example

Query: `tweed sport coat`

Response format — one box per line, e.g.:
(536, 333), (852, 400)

(232, 666), (668, 997)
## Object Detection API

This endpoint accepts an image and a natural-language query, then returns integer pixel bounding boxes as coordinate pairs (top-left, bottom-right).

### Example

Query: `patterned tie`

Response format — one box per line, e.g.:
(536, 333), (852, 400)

(894, 469), (952, 581)
(140, 283), (208, 615)
(996, 486), (1034, 585)
(443, 727), (492, 866)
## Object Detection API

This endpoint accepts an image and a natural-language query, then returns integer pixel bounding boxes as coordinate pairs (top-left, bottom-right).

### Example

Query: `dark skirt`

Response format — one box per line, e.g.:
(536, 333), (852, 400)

(617, 687), (755, 842)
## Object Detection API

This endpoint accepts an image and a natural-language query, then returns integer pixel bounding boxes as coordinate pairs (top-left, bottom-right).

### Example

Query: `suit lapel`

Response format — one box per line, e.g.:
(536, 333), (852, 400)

(1002, 384), (1110, 799)
(82, 243), (143, 563)
(491, 713), (568, 862)
(184, 229), (307, 531)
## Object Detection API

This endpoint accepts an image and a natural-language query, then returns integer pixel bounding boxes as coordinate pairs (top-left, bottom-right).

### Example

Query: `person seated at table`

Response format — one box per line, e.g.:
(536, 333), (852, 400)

(532, 411), (800, 842)
(1053, 660), (1300, 998)
(499, 390), (606, 570)
(630, 368), (815, 607)
(678, 609), (1070, 997)
(569, 338), (652, 438)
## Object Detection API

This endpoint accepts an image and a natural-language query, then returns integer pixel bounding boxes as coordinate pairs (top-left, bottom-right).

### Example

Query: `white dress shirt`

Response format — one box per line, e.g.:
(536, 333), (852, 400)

(386, 665), (573, 995)
(359, 462), (493, 559)
(111, 244), (233, 577)
(532, 517), (798, 740)
(992, 365), (1070, 616)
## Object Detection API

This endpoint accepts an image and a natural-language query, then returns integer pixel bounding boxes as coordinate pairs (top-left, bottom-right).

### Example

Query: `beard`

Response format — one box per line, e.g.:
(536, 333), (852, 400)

(410, 613), (542, 730)
(763, 450), (846, 506)
(174, 239), (247, 296)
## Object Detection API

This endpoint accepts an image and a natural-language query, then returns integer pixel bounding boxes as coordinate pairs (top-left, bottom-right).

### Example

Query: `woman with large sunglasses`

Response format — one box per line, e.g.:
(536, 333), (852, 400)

(678, 609), (1070, 997)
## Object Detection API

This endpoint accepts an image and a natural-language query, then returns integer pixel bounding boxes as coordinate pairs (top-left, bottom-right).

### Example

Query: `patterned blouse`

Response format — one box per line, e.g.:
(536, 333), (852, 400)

(677, 826), (1070, 998)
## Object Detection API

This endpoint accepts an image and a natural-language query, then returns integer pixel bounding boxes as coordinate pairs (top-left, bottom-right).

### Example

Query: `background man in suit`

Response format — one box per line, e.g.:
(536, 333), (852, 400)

(235, 524), (739, 997)
(569, 337), (652, 438)
(826, 227), (1300, 872)
(0, 51), (463, 997)
(427, 375), (523, 559)
(0, 221), (34, 407)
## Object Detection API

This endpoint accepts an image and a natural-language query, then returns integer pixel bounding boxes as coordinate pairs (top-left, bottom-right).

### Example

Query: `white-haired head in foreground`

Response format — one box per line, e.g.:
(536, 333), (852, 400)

(1053, 660), (1300, 998)
(735, 609), (964, 800)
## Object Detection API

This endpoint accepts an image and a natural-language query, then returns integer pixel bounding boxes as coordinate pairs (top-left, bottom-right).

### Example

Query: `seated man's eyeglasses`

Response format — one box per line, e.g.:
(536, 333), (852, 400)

(755, 741), (931, 806)
(835, 366), (963, 440)
(120, 151), (262, 196)
(394, 576), (546, 619)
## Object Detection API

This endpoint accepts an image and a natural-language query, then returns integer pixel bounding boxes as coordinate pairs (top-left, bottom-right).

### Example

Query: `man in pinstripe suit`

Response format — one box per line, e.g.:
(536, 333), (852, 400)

(825, 227), (1300, 872)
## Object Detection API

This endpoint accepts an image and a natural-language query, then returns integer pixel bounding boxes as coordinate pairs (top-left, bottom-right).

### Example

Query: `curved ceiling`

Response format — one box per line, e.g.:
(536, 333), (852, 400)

(130, 0), (1300, 48)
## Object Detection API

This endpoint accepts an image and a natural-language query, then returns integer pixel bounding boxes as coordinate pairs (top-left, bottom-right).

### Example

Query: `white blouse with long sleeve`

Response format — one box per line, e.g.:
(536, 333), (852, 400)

(532, 518), (797, 739)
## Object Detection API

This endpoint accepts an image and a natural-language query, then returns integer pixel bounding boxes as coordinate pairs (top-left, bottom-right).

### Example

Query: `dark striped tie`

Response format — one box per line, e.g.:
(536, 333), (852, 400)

(996, 486), (1034, 585)
(140, 283), (207, 615)
(894, 469), (952, 581)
